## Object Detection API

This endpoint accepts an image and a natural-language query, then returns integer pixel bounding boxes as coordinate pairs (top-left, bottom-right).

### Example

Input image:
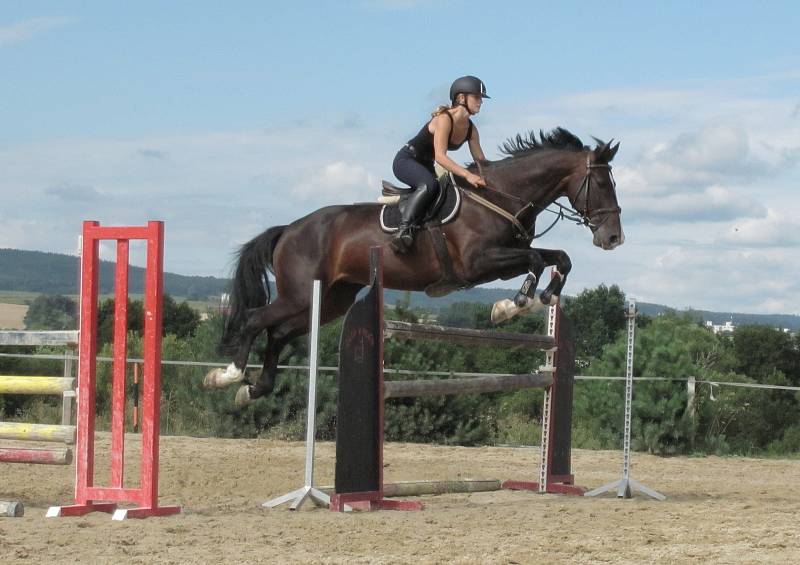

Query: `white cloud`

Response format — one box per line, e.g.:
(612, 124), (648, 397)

(45, 183), (101, 202)
(624, 185), (766, 224)
(716, 209), (800, 248)
(619, 244), (800, 314)
(0, 16), (75, 45)
(292, 161), (377, 203)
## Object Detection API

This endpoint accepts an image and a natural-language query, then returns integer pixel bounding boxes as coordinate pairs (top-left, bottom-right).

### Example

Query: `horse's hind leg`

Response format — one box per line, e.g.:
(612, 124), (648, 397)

(234, 314), (307, 406)
(203, 296), (306, 389)
(235, 282), (363, 406)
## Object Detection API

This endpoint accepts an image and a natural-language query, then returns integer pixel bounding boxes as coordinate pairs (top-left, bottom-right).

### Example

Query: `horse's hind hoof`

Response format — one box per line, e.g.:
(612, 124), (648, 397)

(203, 363), (244, 389)
(235, 385), (253, 407)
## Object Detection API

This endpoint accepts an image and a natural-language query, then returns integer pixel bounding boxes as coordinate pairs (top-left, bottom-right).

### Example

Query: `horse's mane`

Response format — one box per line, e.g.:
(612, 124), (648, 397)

(498, 127), (585, 157)
(465, 127), (588, 172)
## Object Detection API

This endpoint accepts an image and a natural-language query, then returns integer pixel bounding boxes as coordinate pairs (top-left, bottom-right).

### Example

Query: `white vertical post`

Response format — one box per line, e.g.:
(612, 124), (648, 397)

(687, 376), (696, 451)
(621, 300), (635, 483)
(585, 300), (665, 500)
(538, 301), (558, 493)
(303, 280), (322, 488)
(263, 280), (332, 510)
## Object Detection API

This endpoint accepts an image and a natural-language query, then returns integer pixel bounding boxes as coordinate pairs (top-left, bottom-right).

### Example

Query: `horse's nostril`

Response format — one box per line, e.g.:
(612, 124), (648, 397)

(609, 235), (619, 245)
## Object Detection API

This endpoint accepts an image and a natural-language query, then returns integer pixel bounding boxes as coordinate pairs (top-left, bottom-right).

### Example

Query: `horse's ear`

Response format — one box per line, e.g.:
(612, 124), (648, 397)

(592, 137), (611, 162)
(609, 141), (620, 161)
(592, 138), (620, 163)
(591, 136), (606, 151)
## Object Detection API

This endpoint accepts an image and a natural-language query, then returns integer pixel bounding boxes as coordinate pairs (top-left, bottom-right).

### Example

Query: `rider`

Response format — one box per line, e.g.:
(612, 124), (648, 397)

(390, 75), (490, 253)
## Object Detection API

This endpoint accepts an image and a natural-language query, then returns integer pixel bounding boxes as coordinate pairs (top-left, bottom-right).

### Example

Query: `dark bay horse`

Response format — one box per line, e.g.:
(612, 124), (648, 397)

(205, 128), (623, 405)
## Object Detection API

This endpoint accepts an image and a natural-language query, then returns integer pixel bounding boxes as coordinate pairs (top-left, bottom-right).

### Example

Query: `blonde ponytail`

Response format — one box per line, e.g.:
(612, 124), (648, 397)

(431, 104), (451, 118)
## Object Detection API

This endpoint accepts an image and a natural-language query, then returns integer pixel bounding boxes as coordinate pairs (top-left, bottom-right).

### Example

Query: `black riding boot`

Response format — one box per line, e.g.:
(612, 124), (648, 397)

(390, 184), (434, 254)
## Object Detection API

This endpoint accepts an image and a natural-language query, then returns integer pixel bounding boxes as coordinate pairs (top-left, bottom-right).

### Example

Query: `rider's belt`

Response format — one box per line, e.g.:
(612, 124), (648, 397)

(403, 143), (417, 157)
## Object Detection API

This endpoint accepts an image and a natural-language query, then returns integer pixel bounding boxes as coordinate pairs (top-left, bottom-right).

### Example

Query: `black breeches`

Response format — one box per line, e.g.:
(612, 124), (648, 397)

(392, 148), (440, 198)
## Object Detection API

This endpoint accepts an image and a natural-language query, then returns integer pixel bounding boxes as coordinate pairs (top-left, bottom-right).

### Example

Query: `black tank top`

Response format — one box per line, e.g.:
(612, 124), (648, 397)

(406, 112), (474, 164)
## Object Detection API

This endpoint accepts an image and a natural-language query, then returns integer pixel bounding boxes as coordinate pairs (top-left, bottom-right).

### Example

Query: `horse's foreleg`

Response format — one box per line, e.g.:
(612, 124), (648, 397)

(535, 249), (572, 305)
(514, 249), (544, 308)
(466, 247), (546, 323)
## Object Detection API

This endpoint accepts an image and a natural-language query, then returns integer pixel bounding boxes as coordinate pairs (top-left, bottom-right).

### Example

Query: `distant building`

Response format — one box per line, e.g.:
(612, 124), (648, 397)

(705, 319), (735, 335)
(219, 293), (230, 316)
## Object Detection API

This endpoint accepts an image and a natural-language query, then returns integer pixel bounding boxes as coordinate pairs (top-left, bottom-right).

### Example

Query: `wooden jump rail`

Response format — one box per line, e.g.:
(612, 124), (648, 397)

(0, 422), (76, 444)
(384, 372), (552, 399)
(0, 376), (75, 395)
(384, 321), (555, 350)
(0, 446), (73, 465)
(0, 331), (79, 347)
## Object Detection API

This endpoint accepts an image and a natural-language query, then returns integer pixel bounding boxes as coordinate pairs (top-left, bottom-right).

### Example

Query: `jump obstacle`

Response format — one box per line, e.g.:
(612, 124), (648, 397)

(330, 247), (583, 512)
(584, 300), (665, 500)
(0, 331), (78, 464)
(46, 221), (180, 520)
(0, 331), (78, 517)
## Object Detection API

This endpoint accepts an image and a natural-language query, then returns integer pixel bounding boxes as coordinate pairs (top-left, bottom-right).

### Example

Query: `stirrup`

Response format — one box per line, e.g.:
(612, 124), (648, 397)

(390, 226), (415, 253)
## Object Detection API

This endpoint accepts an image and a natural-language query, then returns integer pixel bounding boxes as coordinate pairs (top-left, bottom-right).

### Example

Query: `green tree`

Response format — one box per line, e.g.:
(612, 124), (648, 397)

(96, 294), (200, 345)
(23, 295), (78, 330)
(733, 325), (800, 384)
(563, 284), (626, 360)
(97, 298), (144, 344)
(163, 294), (201, 339)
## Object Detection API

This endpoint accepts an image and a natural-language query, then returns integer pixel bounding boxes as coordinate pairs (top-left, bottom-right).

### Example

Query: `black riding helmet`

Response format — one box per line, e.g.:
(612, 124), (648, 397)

(449, 75), (490, 104)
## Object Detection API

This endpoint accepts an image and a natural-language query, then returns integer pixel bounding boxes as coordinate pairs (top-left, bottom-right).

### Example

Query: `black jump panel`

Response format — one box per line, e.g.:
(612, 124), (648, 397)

(334, 252), (383, 494)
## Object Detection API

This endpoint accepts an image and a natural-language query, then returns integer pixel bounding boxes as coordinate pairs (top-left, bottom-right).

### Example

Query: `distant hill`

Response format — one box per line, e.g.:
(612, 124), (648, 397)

(2, 248), (799, 330)
(0, 248), (228, 299)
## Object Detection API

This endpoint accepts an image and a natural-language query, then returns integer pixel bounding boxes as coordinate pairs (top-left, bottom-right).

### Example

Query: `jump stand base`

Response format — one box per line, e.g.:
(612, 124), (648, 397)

(47, 503), (181, 520)
(329, 492), (423, 512)
(263, 486), (331, 511)
(584, 477), (665, 501)
(502, 478), (586, 496)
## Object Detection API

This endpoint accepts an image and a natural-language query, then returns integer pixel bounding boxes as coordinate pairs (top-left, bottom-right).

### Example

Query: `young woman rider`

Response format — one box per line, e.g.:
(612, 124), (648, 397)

(390, 75), (490, 253)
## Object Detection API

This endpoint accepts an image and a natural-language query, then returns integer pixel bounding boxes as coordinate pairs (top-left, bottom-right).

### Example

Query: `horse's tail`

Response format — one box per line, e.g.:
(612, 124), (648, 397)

(219, 225), (286, 355)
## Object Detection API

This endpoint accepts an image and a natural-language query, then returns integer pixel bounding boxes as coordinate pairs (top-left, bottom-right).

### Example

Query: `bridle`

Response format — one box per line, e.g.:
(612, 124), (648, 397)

(571, 154), (622, 229)
(463, 152), (621, 241)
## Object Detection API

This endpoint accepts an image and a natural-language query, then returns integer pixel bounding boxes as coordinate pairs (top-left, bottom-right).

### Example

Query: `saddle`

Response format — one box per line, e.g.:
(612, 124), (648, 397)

(378, 174), (471, 297)
(378, 174), (461, 233)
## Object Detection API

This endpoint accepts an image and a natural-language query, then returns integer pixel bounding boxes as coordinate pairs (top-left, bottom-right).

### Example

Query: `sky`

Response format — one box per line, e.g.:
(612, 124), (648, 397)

(2, 1), (799, 315)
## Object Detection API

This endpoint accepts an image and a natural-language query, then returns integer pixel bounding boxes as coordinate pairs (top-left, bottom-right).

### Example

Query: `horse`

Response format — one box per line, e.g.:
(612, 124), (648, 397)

(205, 127), (623, 406)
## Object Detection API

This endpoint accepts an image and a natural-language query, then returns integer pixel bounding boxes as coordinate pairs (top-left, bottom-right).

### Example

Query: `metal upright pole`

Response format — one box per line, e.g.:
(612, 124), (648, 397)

(263, 280), (331, 510)
(585, 300), (665, 500)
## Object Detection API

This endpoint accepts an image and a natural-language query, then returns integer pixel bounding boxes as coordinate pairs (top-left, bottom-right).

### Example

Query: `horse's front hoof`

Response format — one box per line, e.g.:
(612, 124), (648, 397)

(540, 291), (559, 306)
(235, 385), (253, 407)
(203, 363), (244, 389)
